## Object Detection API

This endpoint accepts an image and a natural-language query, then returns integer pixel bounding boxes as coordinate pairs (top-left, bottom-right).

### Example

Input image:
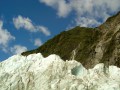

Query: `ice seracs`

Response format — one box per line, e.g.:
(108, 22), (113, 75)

(0, 53), (120, 90)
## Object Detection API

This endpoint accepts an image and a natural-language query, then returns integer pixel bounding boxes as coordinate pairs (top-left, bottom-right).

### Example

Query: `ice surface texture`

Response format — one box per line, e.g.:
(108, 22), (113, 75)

(0, 53), (120, 90)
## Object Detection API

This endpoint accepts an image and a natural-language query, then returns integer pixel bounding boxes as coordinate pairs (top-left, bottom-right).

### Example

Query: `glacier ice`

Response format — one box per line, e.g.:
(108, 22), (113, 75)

(0, 53), (120, 90)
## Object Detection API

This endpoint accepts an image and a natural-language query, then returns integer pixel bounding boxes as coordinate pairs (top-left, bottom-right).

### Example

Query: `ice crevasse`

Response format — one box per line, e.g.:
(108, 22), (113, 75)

(0, 53), (120, 90)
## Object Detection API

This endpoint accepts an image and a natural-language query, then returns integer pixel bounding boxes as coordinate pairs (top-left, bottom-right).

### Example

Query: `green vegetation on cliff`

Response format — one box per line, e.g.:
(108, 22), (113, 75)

(22, 11), (120, 68)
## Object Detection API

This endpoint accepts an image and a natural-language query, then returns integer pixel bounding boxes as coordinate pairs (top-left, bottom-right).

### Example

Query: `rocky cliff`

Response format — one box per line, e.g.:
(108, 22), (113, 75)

(22, 11), (120, 69)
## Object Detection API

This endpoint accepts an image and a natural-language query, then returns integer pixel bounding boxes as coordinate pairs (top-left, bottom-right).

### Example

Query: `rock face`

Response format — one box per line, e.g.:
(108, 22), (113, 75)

(1, 53), (120, 90)
(22, 11), (120, 69)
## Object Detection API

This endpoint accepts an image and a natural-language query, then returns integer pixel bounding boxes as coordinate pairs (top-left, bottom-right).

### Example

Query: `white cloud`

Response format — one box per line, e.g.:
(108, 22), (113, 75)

(37, 26), (51, 36)
(34, 38), (43, 47)
(10, 45), (27, 55)
(0, 20), (15, 52)
(13, 15), (51, 36)
(75, 17), (101, 27)
(39, 0), (120, 27)
(40, 0), (71, 17)
(13, 15), (35, 32)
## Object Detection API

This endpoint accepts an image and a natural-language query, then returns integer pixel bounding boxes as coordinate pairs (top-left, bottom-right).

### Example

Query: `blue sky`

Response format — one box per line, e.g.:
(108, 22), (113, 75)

(0, 0), (120, 61)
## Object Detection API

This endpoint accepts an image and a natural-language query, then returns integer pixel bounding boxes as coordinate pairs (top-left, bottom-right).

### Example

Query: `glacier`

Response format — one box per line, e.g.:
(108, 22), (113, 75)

(0, 53), (120, 90)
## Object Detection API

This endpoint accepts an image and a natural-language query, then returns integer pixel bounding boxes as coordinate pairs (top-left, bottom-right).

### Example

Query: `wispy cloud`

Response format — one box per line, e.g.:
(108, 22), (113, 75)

(39, 0), (120, 27)
(10, 45), (27, 55)
(0, 20), (15, 52)
(34, 38), (43, 47)
(40, 0), (71, 18)
(13, 15), (35, 32)
(13, 15), (51, 36)
(37, 26), (51, 36)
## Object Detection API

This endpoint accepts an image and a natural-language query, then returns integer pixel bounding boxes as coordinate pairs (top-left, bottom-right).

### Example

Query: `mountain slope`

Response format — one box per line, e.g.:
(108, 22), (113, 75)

(22, 11), (120, 69)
